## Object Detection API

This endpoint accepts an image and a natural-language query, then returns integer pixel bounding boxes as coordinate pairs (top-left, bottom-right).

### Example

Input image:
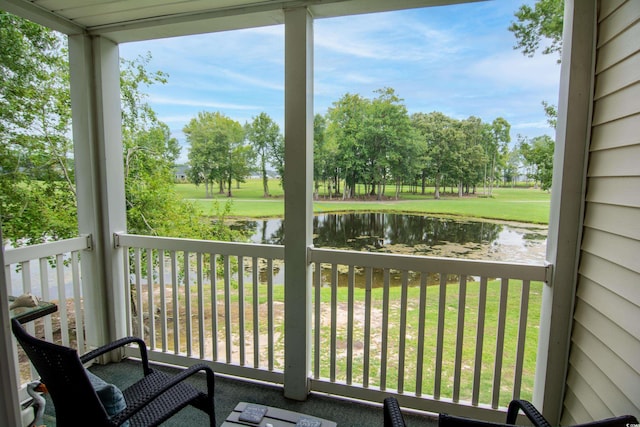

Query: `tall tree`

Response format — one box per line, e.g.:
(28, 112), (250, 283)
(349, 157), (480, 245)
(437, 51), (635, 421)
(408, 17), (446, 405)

(489, 117), (511, 195)
(411, 112), (461, 199)
(184, 111), (247, 197)
(519, 135), (555, 190)
(245, 112), (281, 197)
(326, 93), (368, 199)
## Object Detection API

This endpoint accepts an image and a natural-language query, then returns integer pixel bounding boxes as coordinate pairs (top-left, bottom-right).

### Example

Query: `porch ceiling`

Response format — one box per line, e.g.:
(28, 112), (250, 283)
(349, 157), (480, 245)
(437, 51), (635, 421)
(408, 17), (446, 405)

(1, 0), (482, 43)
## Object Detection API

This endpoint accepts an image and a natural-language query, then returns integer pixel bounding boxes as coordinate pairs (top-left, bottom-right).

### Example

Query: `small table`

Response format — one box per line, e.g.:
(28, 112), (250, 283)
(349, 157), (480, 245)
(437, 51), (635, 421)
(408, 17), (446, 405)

(9, 296), (58, 324)
(221, 402), (337, 427)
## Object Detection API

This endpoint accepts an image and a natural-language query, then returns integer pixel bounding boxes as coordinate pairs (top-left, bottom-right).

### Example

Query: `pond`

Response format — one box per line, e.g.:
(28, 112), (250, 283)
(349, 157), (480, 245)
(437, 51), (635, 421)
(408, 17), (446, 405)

(232, 213), (547, 264)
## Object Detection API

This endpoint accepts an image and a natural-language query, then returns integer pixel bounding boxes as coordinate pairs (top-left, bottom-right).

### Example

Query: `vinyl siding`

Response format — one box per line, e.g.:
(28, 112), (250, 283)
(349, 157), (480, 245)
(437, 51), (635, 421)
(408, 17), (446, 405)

(561, 0), (640, 421)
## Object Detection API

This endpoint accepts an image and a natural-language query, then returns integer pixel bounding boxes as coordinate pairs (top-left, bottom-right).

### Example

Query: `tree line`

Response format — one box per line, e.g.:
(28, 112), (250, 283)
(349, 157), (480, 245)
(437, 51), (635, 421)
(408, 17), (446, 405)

(186, 87), (554, 201)
(1, 12), (243, 245)
(1, 0), (559, 245)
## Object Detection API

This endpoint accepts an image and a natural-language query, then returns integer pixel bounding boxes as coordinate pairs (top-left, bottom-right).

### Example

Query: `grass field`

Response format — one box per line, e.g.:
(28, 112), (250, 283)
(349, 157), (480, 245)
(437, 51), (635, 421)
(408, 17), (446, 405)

(175, 179), (551, 224)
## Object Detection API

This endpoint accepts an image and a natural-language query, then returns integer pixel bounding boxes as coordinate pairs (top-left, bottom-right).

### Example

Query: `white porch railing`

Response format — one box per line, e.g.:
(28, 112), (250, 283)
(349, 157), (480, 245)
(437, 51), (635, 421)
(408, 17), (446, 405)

(4, 236), (91, 385)
(116, 233), (551, 419)
(5, 234), (551, 419)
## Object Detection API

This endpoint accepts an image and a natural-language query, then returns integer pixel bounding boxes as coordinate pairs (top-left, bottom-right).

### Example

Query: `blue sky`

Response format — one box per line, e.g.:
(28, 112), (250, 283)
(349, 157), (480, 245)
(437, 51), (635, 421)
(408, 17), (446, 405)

(119, 0), (560, 164)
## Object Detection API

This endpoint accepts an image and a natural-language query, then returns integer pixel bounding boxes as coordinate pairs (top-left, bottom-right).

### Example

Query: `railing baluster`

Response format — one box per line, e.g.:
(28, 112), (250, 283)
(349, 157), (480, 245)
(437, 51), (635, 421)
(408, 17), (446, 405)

(252, 256), (260, 368)
(346, 265), (355, 384)
(134, 249), (144, 341)
(238, 256), (245, 366)
(210, 253), (218, 361)
(415, 271), (428, 397)
(363, 267), (373, 388)
(170, 250), (179, 354)
(492, 277), (509, 408)
(267, 258), (274, 371)
(380, 268), (390, 391)
(197, 252), (205, 360)
(159, 250), (167, 353)
(146, 248), (155, 350)
(184, 251), (192, 357)
(224, 255), (232, 363)
(313, 261), (321, 379)
(330, 263), (338, 382)
(434, 273), (447, 399)
(71, 251), (85, 353)
(453, 275), (467, 402)
(513, 279), (530, 400)
(39, 258), (53, 341)
(472, 276), (488, 405)
(55, 254), (69, 346)
(398, 270), (409, 394)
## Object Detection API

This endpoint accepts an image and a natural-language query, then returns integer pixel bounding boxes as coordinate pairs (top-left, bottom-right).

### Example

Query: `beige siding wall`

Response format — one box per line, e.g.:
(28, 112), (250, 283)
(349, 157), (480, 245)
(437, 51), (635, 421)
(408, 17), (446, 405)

(562, 0), (640, 423)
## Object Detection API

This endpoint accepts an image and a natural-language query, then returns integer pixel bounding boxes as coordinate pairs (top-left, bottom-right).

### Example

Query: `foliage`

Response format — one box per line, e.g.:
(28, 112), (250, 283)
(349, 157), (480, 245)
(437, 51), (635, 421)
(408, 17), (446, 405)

(519, 135), (555, 191)
(244, 112), (283, 197)
(184, 111), (250, 198)
(1, 13), (240, 245)
(509, 0), (564, 61)
(325, 88), (419, 200)
(0, 11), (75, 244)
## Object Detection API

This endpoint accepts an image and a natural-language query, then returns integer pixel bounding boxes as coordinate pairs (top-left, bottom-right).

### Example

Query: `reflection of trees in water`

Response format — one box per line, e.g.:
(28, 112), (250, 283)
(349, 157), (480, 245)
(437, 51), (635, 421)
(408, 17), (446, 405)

(234, 213), (504, 250)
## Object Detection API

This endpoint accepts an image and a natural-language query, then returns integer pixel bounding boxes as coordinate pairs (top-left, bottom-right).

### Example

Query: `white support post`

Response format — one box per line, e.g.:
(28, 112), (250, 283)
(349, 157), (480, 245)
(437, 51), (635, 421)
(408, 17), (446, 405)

(0, 226), (22, 427)
(68, 35), (128, 352)
(283, 7), (314, 400)
(534, 0), (596, 423)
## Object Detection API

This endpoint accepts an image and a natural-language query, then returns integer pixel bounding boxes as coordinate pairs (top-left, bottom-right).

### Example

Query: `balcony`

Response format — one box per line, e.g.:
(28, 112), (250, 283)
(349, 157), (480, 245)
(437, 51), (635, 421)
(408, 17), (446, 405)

(6, 233), (550, 423)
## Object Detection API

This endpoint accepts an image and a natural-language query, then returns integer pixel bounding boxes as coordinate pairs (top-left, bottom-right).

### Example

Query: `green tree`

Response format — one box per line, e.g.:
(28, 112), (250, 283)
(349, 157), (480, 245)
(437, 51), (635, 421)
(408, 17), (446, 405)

(510, 0), (564, 130)
(411, 112), (461, 199)
(509, 0), (564, 61)
(489, 117), (511, 194)
(245, 112), (282, 197)
(326, 93), (368, 199)
(1, 13), (234, 244)
(184, 111), (247, 197)
(520, 135), (554, 190)
(362, 88), (413, 200)
(1, 11), (74, 245)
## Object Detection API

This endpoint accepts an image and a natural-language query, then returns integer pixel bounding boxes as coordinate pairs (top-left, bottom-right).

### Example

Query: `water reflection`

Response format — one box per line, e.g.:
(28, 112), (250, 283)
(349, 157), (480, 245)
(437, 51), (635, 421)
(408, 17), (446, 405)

(231, 213), (547, 263)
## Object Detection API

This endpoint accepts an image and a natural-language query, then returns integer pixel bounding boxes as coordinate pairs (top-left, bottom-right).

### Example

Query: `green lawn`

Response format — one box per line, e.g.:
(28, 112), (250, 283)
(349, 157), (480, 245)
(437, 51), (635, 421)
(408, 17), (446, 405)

(176, 180), (551, 224)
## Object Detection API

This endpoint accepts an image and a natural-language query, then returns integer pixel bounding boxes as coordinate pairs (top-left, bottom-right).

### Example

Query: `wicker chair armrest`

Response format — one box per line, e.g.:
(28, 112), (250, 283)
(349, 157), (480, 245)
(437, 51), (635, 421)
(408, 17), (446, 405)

(80, 336), (150, 375)
(110, 363), (215, 425)
(506, 400), (552, 427)
(384, 397), (407, 427)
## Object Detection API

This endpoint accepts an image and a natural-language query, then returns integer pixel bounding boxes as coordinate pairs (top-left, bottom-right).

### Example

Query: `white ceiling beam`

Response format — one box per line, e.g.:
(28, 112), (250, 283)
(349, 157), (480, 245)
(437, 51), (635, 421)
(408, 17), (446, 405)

(0, 0), (84, 35)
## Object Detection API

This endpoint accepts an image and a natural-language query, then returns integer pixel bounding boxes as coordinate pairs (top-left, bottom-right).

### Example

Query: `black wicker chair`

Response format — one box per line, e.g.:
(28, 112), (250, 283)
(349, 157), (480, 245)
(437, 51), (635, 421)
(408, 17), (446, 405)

(12, 318), (215, 427)
(383, 396), (638, 427)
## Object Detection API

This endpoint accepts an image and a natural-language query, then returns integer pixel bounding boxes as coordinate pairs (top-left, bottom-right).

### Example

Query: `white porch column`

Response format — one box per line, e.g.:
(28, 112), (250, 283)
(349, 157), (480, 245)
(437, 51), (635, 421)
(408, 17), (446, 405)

(68, 35), (128, 352)
(283, 7), (314, 400)
(0, 227), (21, 427)
(534, 0), (596, 423)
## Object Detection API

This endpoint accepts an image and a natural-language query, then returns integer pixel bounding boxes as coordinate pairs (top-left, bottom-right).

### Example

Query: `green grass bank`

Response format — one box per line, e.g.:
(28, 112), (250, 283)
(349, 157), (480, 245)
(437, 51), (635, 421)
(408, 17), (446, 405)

(175, 180), (551, 224)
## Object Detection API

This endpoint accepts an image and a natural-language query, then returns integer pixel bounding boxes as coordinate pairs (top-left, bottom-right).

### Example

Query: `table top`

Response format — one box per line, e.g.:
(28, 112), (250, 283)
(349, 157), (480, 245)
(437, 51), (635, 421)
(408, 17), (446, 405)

(9, 296), (58, 323)
(221, 402), (337, 427)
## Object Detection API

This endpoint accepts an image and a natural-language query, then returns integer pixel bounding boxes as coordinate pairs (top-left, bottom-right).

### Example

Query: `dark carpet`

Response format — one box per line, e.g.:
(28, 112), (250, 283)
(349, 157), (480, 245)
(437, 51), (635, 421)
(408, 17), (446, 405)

(40, 358), (438, 426)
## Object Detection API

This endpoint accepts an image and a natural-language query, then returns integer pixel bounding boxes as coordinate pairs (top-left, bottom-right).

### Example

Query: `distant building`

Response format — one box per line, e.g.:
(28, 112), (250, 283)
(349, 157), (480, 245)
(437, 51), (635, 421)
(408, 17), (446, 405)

(174, 165), (188, 182)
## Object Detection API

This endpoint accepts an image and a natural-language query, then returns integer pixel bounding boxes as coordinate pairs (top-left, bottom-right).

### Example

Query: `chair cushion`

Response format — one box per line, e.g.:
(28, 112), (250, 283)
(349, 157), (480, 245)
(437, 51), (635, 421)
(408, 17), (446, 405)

(86, 369), (130, 427)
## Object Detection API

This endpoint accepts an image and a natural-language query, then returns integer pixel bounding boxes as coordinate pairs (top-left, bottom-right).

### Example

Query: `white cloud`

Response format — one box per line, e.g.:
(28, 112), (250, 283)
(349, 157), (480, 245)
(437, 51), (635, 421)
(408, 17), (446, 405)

(149, 95), (261, 110)
(468, 50), (561, 90)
